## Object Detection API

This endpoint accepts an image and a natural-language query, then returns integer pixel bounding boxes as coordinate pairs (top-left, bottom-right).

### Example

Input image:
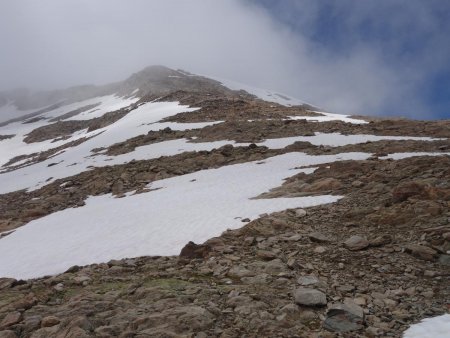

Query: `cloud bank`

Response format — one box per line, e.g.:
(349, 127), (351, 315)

(0, 0), (448, 119)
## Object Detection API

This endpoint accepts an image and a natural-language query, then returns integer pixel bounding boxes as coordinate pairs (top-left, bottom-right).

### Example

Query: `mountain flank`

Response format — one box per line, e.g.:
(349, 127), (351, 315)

(0, 66), (448, 337)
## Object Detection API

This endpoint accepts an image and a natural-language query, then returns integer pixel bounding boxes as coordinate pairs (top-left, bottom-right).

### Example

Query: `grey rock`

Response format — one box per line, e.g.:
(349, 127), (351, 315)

(262, 259), (287, 275)
(438, 254), (450, 266)
(0, 331), (18, 338)
(294, 288), (327, 307)
(297, 275), (319, 286)
(227, 266), (255, 278)
(344, 235), (369, 251)
(294, 209), (307, 218)
(308, 232), (332, 243)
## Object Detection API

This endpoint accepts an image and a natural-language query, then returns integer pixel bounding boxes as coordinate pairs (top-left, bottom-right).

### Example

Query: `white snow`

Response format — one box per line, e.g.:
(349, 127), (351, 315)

(215, 77), (309, 107)
(0, 151), (372, 279)
(213, 77), (368, 124)
(59, 95), (139, 121)
(0, 101), (219, 193)
(288, 111), (368, 124)
(0, 128), (440, 194)
(0, 94), (141, 167)
(0, 102), (42, 124)
(258, 132), (440, 149)
(380, 152), (450, 160)
(403, 314), (450, 338)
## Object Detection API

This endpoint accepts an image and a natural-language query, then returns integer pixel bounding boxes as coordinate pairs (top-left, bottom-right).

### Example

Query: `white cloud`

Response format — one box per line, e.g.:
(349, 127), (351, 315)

(0, 0), (447, 118)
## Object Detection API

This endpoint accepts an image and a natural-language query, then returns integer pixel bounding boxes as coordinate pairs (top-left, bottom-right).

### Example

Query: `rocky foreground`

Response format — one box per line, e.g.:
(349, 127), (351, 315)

(0, 154), (449, 337)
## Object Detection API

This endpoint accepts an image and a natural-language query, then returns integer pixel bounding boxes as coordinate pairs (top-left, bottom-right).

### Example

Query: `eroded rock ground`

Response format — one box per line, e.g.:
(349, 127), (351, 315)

(0, 154), (449, 337)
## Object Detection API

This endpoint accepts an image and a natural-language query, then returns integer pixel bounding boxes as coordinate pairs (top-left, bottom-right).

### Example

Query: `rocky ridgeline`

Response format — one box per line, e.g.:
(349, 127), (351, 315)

(0, 154), (449, 337)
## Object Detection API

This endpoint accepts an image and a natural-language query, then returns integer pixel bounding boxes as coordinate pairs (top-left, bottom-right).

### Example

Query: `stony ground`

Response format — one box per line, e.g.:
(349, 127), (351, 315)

(0, 154), (449, 337)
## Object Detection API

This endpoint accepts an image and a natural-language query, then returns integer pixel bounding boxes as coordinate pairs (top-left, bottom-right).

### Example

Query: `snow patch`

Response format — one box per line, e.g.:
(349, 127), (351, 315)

(215, 77), (309, 107)
(0, 102), (42, 124)
(289, 111), (368, 124)
(403, 314), (450, 338)
(0, 101), (218, 193)
(259, 132), (440, 149)
(380, 152), (450, 160)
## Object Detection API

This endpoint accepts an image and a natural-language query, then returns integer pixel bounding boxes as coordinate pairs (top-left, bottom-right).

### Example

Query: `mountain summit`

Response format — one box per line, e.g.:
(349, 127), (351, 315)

(0, 66), (449, 337)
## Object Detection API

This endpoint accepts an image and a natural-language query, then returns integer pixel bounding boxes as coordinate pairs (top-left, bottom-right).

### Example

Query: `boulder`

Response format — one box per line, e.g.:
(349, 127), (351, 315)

(179, 241), (211, 260)
(323, 304), (364, 332)
(404, 244), (437, 261)
(0, 312), (22, 329)
(308, 232), (332, 243)
(344, 235), (369, 251)
(41, 316), (60, 328)
(392, 181), (426, 203)
(294, 288), (327, 307)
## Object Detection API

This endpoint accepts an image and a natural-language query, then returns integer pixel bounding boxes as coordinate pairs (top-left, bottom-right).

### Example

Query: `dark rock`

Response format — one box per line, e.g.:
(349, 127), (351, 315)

(219, 144), (234, 157)
(65, 265), (82, 273)
(438, 254), (450, 266)
(392, 181), (426, 203)
(179, 241), (211, 260)
(323, 307), (364, 332)
(404, 244), (437, 261)
(0, 278), (16, 290)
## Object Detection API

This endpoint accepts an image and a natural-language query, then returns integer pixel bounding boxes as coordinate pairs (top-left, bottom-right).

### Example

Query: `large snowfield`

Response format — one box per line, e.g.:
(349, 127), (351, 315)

(0, 152), (373, 279)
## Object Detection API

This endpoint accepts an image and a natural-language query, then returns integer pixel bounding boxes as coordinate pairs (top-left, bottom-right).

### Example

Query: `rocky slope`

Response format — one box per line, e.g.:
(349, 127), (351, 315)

(0, 66), (449, 337)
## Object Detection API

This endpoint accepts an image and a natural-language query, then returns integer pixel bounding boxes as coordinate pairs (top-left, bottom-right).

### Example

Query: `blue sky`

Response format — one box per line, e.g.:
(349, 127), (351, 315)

(0, 0), (449, 120)
(250, 0), (450, 119)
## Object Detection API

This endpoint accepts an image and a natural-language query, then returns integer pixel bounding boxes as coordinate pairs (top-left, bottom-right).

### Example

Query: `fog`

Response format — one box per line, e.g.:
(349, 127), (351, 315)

(1, 0), (448, 118)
